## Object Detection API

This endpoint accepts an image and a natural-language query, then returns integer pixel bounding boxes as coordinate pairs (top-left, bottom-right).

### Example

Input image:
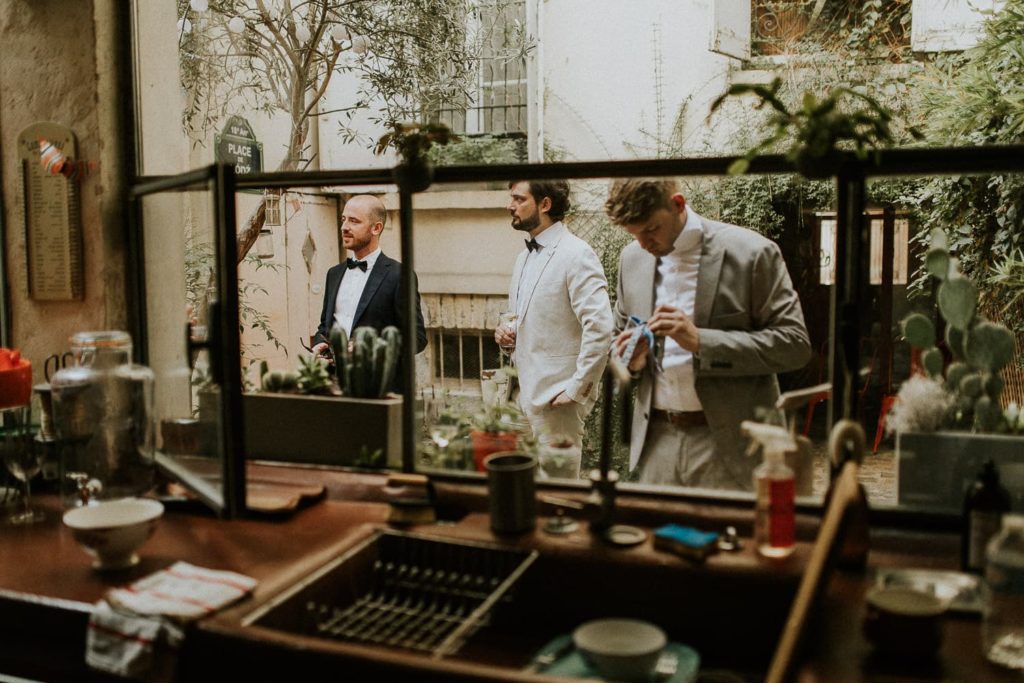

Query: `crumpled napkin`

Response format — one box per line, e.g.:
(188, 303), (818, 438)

(86, 562), (257, 680)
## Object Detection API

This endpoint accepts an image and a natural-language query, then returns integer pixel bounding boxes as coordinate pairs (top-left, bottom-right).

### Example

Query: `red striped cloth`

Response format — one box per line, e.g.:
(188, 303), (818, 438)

(86, 562), (257, 679)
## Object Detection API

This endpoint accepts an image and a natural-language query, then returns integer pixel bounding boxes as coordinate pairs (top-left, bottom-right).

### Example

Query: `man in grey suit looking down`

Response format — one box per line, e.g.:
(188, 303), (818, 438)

(607, 178), (811, 490)
(495, 180), (614, 451)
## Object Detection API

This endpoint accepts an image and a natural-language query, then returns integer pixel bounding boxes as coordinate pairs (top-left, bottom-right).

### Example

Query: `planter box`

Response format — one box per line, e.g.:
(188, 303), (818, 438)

(897, 431), (1024, 511)
(244, 393), (402, 468)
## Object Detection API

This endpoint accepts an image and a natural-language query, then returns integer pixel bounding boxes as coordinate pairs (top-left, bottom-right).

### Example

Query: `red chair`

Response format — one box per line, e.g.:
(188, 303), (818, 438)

(871, 348), (923, 453)
(803, 342), (880, 438)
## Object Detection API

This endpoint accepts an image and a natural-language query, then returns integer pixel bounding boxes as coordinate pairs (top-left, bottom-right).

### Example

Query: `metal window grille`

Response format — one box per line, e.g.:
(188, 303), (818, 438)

(264, 190), (281, 226)
(433, 0), (527, 135)
(751, 1), (910, 57)
(431, 329), (504, 393)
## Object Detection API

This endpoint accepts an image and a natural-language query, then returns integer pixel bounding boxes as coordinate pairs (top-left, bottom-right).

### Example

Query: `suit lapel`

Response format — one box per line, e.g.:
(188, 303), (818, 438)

(518, 231), (562, 323)
(353, 256), (391, 325)
(695, 222), (724, 328)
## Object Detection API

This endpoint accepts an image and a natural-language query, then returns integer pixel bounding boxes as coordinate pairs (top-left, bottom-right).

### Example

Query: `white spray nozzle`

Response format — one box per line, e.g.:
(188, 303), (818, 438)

(741, 420), (796, 458)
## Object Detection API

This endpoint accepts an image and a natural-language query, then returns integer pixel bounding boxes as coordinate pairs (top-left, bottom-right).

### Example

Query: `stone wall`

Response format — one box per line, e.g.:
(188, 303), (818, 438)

(0, 0), (124, 381)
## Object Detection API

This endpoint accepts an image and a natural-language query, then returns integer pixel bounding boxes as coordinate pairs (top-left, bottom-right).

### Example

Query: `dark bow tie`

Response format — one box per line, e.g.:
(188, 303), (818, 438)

(525, 238), (540, 253)
(346, 258), (368, 271)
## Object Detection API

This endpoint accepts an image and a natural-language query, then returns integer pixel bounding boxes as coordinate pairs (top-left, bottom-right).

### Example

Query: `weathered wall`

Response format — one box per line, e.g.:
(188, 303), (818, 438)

(0, 0), (122, 383)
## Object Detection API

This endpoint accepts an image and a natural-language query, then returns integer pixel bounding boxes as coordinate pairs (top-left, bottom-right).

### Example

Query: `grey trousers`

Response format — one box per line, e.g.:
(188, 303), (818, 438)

(636, 420), (743, 490)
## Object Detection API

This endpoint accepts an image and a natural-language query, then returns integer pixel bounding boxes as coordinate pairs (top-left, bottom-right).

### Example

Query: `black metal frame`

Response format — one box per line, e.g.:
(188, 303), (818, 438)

(127, 165), (246, 518)
(126, 143), (1024, 521)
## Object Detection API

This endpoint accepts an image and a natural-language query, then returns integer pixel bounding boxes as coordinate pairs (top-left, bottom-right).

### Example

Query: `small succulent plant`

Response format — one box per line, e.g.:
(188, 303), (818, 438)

(330, 325), (400, 399)
(898, 229), (1017, 432)
(296, 355), (333, 395)
(259, 360), (299, 393)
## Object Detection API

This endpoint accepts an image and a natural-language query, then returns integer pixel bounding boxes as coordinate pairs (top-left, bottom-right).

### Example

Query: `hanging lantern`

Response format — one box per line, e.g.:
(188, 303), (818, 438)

(331, 24), (350, 43)
(189, 0), (209, 12)
(227, 16), (245, 33)
(256, 227), (275, 260)
(177, 17), (193, 34)
(295, 23), (311, 43)
(351, 35), (370, 54)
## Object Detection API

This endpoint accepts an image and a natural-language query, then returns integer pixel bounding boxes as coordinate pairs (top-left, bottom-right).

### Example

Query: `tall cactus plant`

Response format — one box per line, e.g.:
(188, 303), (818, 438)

(330, 325), (401, 399)
(901, 229), (1016, 431)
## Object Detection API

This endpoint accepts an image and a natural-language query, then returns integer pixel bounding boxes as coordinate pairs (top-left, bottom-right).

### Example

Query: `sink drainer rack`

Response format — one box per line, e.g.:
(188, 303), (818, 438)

(263, 531), (538, 658)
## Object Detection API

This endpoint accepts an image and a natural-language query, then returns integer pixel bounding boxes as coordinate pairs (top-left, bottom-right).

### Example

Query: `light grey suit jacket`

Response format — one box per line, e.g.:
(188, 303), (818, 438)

(615, 213), (811, 488)
(510, 223), (614, 413)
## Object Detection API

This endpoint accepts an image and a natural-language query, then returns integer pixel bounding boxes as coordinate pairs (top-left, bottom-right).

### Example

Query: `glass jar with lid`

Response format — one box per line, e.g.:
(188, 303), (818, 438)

(50, 331), (155, 506)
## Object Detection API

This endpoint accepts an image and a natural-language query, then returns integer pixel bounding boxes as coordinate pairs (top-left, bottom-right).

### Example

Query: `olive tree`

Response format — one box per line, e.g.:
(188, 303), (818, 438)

(177, 0), (528, 260)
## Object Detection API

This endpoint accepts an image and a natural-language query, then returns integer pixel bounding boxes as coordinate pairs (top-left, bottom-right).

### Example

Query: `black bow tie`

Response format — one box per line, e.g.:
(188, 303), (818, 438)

(525, 238), (540, 253)
(346, 258), (368, 271)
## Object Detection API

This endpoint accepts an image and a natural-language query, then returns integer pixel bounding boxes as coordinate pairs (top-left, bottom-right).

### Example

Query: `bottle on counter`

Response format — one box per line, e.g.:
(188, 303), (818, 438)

(744, 421), (796, 559)
(963, 459), (1011, 574)
(983, 514), (1024, 671)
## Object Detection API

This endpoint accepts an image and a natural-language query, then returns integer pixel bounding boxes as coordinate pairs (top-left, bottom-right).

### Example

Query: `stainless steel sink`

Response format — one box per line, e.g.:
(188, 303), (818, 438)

(242, 530), (538, 659)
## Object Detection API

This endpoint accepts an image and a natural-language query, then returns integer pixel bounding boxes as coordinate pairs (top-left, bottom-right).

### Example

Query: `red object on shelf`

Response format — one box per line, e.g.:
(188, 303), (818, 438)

(0, 349), (32, 409)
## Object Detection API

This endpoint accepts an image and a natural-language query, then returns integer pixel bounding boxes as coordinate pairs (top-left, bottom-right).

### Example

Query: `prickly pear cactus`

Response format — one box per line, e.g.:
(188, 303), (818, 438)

(331, 325), (402, 398)
(900, 228), (1016, 431)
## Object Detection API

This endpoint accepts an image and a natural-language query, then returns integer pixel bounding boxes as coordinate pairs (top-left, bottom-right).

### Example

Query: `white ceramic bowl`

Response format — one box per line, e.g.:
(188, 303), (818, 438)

(63, 498), (164, 570)
(573, 618), (667, 681)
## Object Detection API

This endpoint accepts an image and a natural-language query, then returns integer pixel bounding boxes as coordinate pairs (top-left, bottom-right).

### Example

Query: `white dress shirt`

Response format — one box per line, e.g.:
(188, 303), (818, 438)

(333, 247), (382, 335)
(515, 221), (565, 318)
(652, 209), (704, 412)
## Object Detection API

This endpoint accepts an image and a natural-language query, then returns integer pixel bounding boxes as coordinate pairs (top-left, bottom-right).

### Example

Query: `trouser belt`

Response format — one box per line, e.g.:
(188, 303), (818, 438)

(651, 408), (707, 428)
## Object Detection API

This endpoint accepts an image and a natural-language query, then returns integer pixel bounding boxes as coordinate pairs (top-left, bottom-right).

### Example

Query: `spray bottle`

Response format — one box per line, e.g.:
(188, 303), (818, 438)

(743, 420), (797, 558)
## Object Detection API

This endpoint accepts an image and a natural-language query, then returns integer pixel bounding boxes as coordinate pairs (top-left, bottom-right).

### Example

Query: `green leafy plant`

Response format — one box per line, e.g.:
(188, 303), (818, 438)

(374, 122), (459, 165)
(470, 402), (523, 434)
(709, 76), (918, 177)
(897, 229), (1017, 432)
(330, 325), (401, 399)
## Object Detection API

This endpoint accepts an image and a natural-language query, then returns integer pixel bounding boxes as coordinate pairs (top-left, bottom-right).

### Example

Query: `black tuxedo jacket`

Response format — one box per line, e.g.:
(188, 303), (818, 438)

(313, 253), (427, 391)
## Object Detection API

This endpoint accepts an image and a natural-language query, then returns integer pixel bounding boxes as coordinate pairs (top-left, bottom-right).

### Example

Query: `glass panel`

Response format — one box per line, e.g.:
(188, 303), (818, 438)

(400, 174), (828, 500)
(868, 173), (1024, 513)
(139, 184), (227, 510)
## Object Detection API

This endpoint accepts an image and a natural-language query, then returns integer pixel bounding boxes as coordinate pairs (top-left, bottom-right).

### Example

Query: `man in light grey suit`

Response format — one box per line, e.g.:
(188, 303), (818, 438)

(495, 180), (614, 448)
(606, 178), (810, 490)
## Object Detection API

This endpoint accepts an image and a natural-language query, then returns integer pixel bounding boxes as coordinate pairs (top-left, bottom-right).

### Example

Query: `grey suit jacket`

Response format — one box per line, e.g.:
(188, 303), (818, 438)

(510, 223), (614, 413)
(614, 213), (811, 488)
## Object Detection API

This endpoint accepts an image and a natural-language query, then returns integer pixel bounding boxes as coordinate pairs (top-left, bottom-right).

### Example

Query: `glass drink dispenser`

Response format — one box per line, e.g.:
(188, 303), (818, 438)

(50, 331), (155, 506)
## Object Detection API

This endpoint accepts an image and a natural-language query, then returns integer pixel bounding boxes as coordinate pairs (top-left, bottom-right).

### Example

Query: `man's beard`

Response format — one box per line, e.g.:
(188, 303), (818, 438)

(511, 212), (539, 232)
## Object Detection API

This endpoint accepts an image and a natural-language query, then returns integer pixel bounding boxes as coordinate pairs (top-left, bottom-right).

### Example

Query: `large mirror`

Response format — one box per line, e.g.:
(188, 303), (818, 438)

(132, 0), (1024, 512)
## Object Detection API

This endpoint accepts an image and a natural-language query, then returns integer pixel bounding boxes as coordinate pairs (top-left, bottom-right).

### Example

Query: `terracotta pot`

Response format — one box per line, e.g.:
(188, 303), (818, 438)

(470, 430), (518, 472)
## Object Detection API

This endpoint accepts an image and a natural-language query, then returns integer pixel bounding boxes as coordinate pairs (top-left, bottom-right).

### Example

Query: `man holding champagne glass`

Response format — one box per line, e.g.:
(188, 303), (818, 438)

(495, 180), (613, 448)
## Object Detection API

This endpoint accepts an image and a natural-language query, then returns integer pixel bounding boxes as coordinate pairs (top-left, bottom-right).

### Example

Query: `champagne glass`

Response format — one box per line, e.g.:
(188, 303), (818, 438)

(2, 406), (45, 525)
(497, 312), (518, 358)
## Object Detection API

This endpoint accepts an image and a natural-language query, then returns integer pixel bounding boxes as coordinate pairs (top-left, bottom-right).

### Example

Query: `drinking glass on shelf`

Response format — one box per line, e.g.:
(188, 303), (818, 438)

(2, 406), (45, 525)
(497, 312), (518, 357)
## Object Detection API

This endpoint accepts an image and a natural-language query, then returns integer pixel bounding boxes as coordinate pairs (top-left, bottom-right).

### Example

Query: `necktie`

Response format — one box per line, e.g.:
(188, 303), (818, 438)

(346, 258), (368, 271)
(525, 238), (540, 253)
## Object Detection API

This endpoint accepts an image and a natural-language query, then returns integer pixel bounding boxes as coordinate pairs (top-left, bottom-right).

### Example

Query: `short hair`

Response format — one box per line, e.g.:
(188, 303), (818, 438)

(349, 194), (387, 228)
(509, 180), (571, 222)
(604, 178), (679, 225)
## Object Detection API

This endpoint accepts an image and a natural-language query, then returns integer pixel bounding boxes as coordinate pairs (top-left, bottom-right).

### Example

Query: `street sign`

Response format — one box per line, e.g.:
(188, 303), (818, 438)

(215, 115), (263, 175)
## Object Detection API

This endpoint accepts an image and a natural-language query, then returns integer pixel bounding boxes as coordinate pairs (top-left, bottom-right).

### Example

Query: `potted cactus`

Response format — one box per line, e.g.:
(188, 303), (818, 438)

(889, 229), (1024, 510)
(242, 326), (403, 468)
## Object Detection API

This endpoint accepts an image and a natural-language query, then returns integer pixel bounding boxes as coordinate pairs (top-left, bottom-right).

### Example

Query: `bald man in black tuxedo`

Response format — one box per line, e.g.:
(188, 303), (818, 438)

(312, 194), (426, 392)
